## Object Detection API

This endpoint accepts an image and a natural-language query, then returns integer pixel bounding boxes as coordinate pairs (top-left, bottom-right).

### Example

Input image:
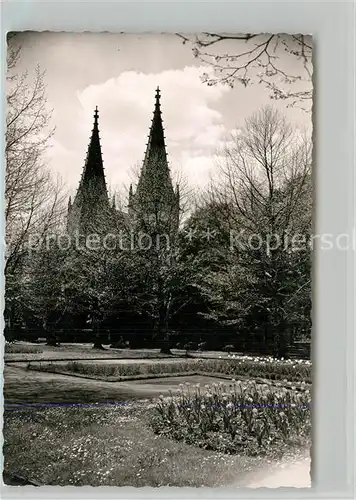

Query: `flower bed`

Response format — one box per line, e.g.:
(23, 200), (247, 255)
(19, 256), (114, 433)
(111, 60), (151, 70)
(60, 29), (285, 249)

(27, 355), (311, 384)
(222, 355), (311, 383)
(27, 360), (194, 378)
(151, 380), (311, 457)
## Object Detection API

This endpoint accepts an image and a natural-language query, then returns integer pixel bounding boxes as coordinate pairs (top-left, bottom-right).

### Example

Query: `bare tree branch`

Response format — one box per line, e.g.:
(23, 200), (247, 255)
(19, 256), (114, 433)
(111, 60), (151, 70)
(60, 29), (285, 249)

(177, 33), (313, 109)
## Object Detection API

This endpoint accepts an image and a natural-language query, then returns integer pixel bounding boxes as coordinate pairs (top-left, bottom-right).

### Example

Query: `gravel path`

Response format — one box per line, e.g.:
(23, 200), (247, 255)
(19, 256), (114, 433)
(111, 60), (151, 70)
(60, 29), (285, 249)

(240, 452), (311, 488)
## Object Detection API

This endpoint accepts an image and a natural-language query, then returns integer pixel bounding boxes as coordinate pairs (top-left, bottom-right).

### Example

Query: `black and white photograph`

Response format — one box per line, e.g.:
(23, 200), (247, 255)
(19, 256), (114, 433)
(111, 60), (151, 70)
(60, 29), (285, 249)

(4, 32), (313, 488)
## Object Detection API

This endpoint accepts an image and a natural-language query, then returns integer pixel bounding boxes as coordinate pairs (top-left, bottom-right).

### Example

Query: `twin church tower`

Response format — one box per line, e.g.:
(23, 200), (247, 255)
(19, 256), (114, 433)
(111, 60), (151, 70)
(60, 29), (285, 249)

(67, 87), (180, 236)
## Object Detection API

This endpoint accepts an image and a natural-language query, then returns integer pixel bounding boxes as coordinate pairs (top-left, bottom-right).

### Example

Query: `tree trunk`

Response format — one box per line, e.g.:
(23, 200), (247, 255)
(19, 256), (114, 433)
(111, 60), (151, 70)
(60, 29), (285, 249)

(93, 341), (105, 349)
(160, 337), (172, 355)
(158, 309), (172, 355)
(44, 316), (59, 346)
(276, 320), (290, 359)
(46, 329), (59, 347)
(92, 328), (104, 349)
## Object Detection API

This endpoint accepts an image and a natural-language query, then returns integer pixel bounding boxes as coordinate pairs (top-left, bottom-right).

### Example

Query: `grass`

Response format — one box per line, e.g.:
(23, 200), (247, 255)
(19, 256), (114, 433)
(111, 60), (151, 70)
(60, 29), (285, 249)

(4, 362), (311, 486)
(27, 356), (312, 384)
(4, 365), (235, 405)
(5, 343), (43, 354)
(3, 397), (265, 487)
(151, 380), (311, 457)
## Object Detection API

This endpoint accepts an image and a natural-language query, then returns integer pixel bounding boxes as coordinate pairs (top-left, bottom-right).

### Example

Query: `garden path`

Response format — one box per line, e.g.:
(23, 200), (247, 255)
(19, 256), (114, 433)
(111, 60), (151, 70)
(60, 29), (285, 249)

(239, 451), (311, 488)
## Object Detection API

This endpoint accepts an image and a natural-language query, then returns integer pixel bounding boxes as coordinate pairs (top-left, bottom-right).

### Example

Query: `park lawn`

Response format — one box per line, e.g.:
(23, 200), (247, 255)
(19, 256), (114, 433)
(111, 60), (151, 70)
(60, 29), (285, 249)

(4, 364), (264, 488)
(3, 350), (311, 487)
(3, 364), (310, 487)
(3, 402), (263, 487)
(4, 366), (233, 406)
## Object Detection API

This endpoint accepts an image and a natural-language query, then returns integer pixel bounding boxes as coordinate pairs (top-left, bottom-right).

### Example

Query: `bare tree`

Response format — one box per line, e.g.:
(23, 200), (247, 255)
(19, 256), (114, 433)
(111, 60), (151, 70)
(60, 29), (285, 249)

(177, 33), (312, 109)
(5, 38), (63, 270)
(215, 107), (311, 223)
(5, 37), (66, 334)
(203, 107), (312, 356)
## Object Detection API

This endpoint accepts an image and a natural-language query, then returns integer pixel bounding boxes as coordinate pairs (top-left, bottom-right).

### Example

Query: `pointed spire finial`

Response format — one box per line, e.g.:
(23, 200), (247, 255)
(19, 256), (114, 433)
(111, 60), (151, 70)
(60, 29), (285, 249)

(140, 87), (168, 174)
(155, 87), (161, 107)
(76, 104), (107, 198)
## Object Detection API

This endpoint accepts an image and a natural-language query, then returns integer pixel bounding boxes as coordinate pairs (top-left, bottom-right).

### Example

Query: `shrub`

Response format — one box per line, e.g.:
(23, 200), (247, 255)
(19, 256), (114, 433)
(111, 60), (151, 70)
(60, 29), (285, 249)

(151, 381), (311, 456)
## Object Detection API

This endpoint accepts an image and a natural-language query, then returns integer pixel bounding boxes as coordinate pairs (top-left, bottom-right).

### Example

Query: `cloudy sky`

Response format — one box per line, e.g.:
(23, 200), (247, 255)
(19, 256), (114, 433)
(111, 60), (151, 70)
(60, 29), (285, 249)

(11, 32), (312, 198)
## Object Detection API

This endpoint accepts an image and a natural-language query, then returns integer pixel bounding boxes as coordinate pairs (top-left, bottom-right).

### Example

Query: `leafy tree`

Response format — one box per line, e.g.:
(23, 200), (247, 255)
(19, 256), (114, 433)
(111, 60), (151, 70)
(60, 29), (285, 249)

(184, 107), (312, 356)
(220, 107), (311, 356)
(21, 236), (67, 345)
(126, 158), (195, 353)
(65, 194), (129, 348)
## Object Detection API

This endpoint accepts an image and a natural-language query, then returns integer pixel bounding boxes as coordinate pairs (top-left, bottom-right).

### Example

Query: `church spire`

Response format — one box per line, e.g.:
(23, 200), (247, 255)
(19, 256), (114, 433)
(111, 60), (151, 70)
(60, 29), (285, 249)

(129, 87), (179, 232)
(67, 107), (110, 235)
(79, 106), (107, 195)
(135, 87), (172, 195)
(142, 87), (168, 171)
